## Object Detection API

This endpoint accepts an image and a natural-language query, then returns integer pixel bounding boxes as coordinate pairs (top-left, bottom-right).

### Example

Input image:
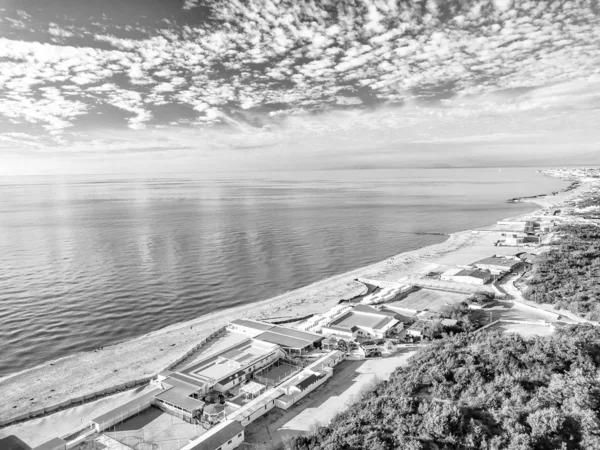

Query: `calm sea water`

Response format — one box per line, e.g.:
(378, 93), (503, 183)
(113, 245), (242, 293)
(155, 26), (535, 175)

(0, 168), (567, 377)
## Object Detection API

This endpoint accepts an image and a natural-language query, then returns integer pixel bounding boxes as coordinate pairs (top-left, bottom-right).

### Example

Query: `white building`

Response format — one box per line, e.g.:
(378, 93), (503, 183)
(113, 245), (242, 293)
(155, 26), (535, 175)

(441, 268), (492, 285)
(182, 419), (244, 450)
(321, 305), (400, 339)
(472, 256), (521, 275)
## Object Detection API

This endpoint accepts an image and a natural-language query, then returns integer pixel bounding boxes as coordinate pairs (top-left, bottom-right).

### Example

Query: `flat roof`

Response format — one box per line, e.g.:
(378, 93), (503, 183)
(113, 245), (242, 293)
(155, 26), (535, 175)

(254, 331), (315, 349)
(254, 326), (323, 349)
(230, 319), (274, 332)
(180, 339), (278, 384)
(353, 305), (396, 317)
(330, 311), (385, 329)
(91, 389), (161, 425)
(270, 325), (323, 341)
(454, 269), (490, 280)
(296, 373), (325, 391)
(191, 420), (244, 450)
(31, 438), (65, 450)
(167, 371), (207, 389)
(155, 388), (204, 412)
(372, 316), (395, 330)
(474, 257), (519, 267)
(0, 436), (32, 450)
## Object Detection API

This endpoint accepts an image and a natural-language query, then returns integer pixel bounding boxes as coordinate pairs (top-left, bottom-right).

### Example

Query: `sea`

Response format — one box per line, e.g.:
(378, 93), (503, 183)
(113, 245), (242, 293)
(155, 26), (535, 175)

(0, 167), (568, 377)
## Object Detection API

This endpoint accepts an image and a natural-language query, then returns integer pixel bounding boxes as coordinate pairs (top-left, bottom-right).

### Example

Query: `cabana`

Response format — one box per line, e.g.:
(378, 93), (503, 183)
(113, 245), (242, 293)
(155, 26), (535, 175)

(239, 381), (266, 399)
(202, 403), (227, 424)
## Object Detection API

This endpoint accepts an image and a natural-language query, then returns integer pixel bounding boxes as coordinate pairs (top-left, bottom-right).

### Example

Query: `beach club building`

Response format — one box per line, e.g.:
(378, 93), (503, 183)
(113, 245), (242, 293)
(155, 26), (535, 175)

(321, 305), (400, 340)
(471, 256), (521, 275)
(227, 319), (324, 355)
(441, 268), (492, 285)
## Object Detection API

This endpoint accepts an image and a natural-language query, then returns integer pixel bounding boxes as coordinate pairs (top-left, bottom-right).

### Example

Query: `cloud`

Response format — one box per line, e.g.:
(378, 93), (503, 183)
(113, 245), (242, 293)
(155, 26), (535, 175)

(0, 0), (598, 173)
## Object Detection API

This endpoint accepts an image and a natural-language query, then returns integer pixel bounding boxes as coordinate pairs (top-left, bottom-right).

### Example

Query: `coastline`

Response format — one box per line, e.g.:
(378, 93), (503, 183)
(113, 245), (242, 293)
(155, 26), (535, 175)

(0, 170), (584, 425)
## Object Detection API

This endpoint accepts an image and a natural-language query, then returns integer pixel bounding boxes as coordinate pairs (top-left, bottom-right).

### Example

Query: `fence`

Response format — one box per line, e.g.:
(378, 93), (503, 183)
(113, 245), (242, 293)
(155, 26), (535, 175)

(475, 319), (554, 333)
(0, 327), (227, 430)
(253, 359), (302, 388)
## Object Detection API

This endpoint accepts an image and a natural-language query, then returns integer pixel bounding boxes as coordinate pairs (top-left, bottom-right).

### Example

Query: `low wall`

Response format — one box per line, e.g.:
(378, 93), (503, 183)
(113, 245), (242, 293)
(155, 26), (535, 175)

(356, 278), (405, 289)
(0, 327), (227, 430)
(262, 314), (315, 325)
(476, 319), (554, 333)
(166, 326), (227, 371)
(276, 372), (332, 410)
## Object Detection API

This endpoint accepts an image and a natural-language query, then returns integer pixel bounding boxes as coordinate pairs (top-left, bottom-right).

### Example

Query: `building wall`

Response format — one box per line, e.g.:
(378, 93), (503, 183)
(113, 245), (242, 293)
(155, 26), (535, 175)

(183, 427), (244, 450)
(321, 327), (355, 339)
(274, 371), (332, 410)
(221, 430), (245, 450)
(474, 263), (512, 275)
(239, 399), (277, 426)
(214, 350), (281, 393)
(406, 329), (422, 337)
(153, 399), (196, 421)
(452, 275), (488, 285)
(91, 398), (155, 432)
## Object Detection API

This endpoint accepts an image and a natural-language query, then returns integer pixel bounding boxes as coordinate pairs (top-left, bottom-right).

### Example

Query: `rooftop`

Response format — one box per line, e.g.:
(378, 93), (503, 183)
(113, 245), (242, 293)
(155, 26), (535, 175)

(31, 438), (65, 450)
(91, 388), (162, 426)
(179, 338), (279, 385)
(155, 387), (204, 412)
(353, 304), (397, 317)
(229, 319), (274, 332)
(474, 256), (520, 267)
(408, 320), (430, 332)
(327, 306), (399, 332)
(454, 269), (491, 280)
(166, 371), (208, 389)
(295, 373), (326, 391)
(190, 420), (244, 450)
(255, 326), (323, 350)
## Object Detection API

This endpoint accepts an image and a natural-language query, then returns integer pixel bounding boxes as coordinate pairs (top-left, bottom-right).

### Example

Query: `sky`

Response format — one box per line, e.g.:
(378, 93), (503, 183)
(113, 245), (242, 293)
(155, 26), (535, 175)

(0, 0), (599, 175)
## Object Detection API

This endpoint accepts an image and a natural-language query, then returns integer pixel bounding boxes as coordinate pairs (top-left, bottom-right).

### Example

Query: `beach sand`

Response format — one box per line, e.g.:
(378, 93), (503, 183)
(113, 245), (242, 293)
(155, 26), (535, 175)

(0, 173), (591, 435)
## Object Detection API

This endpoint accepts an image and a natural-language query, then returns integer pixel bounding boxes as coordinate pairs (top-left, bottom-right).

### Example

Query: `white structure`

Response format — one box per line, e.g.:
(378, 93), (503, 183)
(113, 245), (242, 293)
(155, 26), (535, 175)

(504, 234), (526, 246)
(441, 268), (492, 285)
(321, 305), (400, 339)
(181, 419), (244, 450)
(472, 256), (520, 275)
(227, 319), (275, 337)
(360, 284), (412, 305)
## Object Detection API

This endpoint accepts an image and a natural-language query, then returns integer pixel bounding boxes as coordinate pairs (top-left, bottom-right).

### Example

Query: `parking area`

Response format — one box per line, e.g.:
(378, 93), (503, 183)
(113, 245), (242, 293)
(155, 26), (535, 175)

(243, 350), (417, 450)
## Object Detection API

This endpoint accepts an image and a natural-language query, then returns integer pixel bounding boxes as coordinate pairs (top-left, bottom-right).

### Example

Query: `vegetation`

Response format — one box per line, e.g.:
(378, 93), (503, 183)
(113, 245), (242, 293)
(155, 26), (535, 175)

(286, 326), (600, 450)
(468, 292), (495, 306)
(524, 225), (600, 320)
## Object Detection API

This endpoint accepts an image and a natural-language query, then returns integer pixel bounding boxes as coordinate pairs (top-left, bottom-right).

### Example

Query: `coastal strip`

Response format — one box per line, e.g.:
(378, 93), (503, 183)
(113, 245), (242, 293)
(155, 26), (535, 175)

(0, 171), (586, 425)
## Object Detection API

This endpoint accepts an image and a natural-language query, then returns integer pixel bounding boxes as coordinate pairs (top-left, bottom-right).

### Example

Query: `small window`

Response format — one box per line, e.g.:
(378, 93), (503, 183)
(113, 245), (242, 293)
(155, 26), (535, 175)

(228, 440), (233, 444)
(238, 433), (242, 437)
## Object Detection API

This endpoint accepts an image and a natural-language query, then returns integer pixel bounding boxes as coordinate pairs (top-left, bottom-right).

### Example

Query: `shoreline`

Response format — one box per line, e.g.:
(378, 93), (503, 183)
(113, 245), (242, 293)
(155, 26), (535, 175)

(0, 170), (583, 425)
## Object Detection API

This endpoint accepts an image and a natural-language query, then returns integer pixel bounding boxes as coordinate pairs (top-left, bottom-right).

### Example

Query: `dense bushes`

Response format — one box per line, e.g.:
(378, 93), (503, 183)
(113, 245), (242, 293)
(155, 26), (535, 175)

(286, 326), (600, 450)
(524, 225), (600, 319)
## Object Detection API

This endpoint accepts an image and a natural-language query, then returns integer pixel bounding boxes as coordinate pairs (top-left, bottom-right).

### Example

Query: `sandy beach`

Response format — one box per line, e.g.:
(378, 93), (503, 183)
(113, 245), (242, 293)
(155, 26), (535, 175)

(0, 170), (592, 433)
